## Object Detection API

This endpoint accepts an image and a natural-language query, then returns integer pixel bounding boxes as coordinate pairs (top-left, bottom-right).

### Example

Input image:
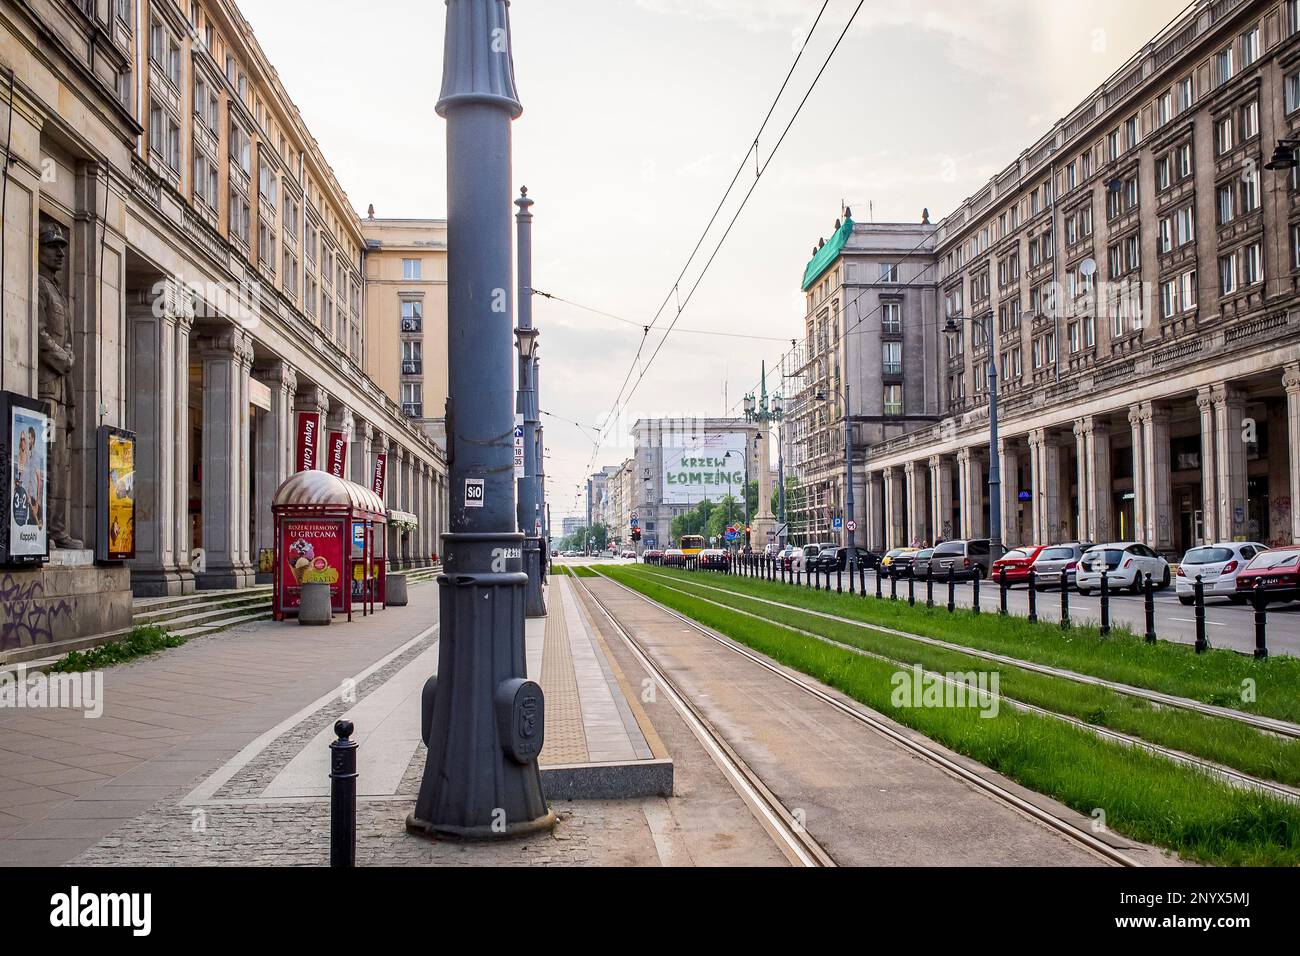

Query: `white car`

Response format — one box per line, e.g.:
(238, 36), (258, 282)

(621, 550), (637, 560)
(1076, 542), (1170, 594)
(1176, 542), (1267, 605)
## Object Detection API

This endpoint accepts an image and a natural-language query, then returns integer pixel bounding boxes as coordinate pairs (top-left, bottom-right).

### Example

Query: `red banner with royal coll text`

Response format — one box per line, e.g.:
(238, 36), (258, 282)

(327, 432), (348, 478)
(372, 454), (387, 499)
(296, 412), (321, 472)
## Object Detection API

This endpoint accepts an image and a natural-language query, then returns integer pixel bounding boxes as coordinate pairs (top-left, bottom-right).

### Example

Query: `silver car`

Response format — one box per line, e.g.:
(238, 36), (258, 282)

(1032, 542), (1093, 590)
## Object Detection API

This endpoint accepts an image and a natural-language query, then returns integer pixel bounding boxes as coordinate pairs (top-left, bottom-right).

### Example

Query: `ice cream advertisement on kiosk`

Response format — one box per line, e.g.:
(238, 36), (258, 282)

(280, 519), (346, 611)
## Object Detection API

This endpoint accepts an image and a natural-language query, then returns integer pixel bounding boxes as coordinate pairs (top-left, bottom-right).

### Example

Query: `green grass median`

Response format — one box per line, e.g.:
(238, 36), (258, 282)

(618, 565), (1300, 725)
(607, 566), (1300, 788)
(597, 566), (1300, 866)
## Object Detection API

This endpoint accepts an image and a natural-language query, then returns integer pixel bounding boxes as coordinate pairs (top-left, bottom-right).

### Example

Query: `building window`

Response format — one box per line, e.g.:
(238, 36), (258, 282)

(1215, 116), (1234, 155)
(1155, 155), (1171, 191)
(1160, 279), (1177, 319)
(1241, 173), (1259, 214)
(1242, 243), (1263, 286)
(883, 384), (903, 416)
(1107, 129), (1120, 162)
(230, 119), (251, 175)
(229, 188), (250, 245)
(1124, 116), (1138, 150)
(1241, 26), (1259, 67)
(1288, 71), (1300, 114)
(1240, 100), (1259, 141)
(402, 258), (422, 280)
(1177, 76), (1194, 112)
(1157, 91), (1171, 127)
(1215, 47), (1234, 86)
(1219, 254), (1237, 295)
(1175, 205), (1194, 247)
(1180, 270), (1197, 311)
(1217, 183), (1235, 225)
(1176, 142), (1193, 179)
(881, 341), (902, 376)
(401, 300), (423, 332)
(880, 263), (899, 283)
(881, 301), (902, 334)
(1292, 223), (1300, 270)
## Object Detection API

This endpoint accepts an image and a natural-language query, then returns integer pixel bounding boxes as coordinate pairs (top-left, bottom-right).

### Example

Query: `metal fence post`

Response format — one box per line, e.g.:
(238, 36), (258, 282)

(330, 719), (358, 868)
(947, 566), (955, 613)
(1027, 569), (1037, 624)
(1194, 574), (1208, 653)
(1100, 569), (1111, 637)
(890, 567), (898, 601)
(926, 565), (934, 608)
(876, 566), (883, 599)
(999, 565), (1008, 616)
(972, 571), (980, 615)
(1253, 579), (1268, 661)
(1144, 573), (1156, 643)
(907, 573), (915, 606)
(1060, 570), (1070, 630)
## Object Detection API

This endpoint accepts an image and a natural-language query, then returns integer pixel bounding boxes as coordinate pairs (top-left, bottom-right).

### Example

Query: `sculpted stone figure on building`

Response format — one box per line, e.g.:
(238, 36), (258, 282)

(36, 221), (82, 551)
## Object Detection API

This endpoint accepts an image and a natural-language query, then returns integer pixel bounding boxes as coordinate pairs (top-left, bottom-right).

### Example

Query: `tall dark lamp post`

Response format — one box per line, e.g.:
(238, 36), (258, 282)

(744, 367), (784, 550)
(944, 310), (1002, 560)
(514, 186), (544, 617)
(409, 0), (554, 840)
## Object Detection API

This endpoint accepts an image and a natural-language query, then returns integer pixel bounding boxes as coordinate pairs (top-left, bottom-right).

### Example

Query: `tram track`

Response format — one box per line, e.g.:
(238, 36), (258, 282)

(571, 569), (1141, 868)
(623, 570), (1300, 806)
(631, 565), (1300, 741)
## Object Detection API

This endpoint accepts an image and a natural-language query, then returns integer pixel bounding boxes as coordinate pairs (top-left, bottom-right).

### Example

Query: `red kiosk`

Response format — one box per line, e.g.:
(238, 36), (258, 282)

(271, 470), (388, 622)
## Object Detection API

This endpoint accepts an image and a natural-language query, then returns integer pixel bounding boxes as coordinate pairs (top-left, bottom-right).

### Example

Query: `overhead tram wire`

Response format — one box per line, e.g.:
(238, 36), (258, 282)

(585, 0), (837, 471)
(532, 288), (791, 343)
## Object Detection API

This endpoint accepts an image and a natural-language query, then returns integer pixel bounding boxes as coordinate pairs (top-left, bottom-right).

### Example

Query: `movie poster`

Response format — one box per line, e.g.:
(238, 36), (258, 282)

(97, 427), (136, 561)
(8, 403), (50, 560)
(280, 519), (346, 611)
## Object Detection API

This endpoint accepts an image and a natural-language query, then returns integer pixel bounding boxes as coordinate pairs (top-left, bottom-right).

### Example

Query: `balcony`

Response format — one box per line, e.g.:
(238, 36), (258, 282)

(401, 360), (423, 376)
(402, 403), (424, 419)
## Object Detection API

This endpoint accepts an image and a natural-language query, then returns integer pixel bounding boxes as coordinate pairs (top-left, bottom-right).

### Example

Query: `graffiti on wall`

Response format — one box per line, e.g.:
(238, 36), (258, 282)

(0, 575), (73, 651)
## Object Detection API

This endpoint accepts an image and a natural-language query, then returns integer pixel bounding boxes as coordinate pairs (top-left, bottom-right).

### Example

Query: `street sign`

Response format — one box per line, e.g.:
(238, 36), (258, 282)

(832, 516), (843, 530)
(847, 520), (857, 532)
(513, 425), (525, 478)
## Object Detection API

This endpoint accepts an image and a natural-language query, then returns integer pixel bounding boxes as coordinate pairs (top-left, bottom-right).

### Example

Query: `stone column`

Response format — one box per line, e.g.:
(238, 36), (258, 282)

(865, 471), (885, 551)
(1029, 429), (1062, 545)
(1128, 405), (1146, 545)
(1285, 364), (1300, 545)
(1212, 384), (1248, 542)
(173, 307), (196, 593)
(1196, 387), (1218, 544)
(253, 361), (296, 581)
(197, 327), (255, 589)
(999, 438), (1020, 547)
(126, 291), (181, 596)
(904, 460), (927, 545)
(1139, 401), (1173, 551)
(352, 421), (374, 488)
(929, 454), (954, 543)
(1074, 416), (1112, 544)
(884, 466), (905, 548)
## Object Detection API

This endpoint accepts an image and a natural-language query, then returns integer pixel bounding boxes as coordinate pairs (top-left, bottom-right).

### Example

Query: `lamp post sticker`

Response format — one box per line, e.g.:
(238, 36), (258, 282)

(465, 478), (485, 508)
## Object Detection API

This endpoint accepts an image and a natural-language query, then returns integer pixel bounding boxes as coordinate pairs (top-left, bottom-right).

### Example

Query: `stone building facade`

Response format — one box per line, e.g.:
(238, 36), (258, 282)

(0, 0), (448, 601)
(805, 0), (1300, 557)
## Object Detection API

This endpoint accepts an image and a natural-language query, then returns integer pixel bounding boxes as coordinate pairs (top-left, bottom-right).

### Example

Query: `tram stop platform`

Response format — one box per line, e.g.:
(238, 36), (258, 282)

(530, 574), (673, 800)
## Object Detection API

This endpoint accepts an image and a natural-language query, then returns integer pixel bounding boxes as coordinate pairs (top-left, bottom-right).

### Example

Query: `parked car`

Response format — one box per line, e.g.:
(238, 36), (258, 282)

(812, 546), (876, 574)
(663, 548), (686, 568)
(1176, 542), (1266, 605)
(764, 542), (783, 558)
(1076, 542), (1170, 594)
(1234, 545), (1300, 605)
(621, 550), (638, 560)
(778, 546), (797, 571)
(931, 539), (991, 580)
(912, 548), (935, 578)
(787, 546), (807, 571)
(882, 547), (920, 576)
(699, 549), (731, 571)
(643, 549), (664, 565)
(1031, 542), (1092, 589)
(800, 543), (826, 568)
(990, 545), (1047, 586)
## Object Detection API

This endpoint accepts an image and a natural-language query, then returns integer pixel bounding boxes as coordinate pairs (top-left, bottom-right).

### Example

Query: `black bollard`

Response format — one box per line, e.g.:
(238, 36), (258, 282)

(1060, 571), (1070, 630)
(1253, 579), (1268, 661)
(972, 571), (980, 615)
(860, 564), (867, 596)
(1099, 569), (1111, 637)
(1144, 573), (1156, 643)
(907, 573), (915, 606)
(998, 565), (1008, 615)
(848, 562), (855, 594)
(890, 567), (898, 601)
(1194, 575), (1207, 653)
(926, 565), (934, 608)
(876, 566), (883, 599)
(947, 566), (955, 613)
(330, 719), (358, 868)
(837, 569), (843, 594)
(1027, 569), (1037, 623)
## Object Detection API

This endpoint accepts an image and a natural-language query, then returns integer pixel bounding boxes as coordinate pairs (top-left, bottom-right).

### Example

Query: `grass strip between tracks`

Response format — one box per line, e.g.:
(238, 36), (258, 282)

(612, 567), (1300, 789)
(597, 567), (1300, 866)
(623, 565), (1300, 725)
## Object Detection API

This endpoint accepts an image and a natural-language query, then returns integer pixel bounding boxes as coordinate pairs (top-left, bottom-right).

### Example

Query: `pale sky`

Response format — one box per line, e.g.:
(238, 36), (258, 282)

(238, 0), (1191, 521)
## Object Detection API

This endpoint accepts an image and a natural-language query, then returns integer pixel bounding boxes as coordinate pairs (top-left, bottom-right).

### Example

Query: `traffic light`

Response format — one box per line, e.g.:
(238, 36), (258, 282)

(632, 528), (641, 542)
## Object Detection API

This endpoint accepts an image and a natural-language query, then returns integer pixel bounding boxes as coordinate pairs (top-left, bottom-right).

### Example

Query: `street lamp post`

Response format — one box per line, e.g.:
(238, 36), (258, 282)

(744, 363), (784, 551)
(409, 0), (554, 840)
(944, 310), (1003, 560)
(515, 187), (545, 617)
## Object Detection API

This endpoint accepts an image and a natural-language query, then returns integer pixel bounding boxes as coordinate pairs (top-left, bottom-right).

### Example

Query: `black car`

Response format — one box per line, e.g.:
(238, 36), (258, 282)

(814, 547), (879, 573)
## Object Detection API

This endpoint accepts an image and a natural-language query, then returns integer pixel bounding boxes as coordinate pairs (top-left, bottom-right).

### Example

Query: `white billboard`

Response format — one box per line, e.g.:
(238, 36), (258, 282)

(662, 431), (747, 505)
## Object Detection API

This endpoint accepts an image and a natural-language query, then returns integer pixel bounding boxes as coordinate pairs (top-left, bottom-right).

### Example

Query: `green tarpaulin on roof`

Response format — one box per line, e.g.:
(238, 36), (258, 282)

(801, 217), (854, 291)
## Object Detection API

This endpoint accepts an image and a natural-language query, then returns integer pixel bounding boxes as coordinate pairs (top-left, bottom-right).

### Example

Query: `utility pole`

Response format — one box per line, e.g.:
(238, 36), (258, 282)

(515, 187), (544, 616)
(409, 0), (553, 840)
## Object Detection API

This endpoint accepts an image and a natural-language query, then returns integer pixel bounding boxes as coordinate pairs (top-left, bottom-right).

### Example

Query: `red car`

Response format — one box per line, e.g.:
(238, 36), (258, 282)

(1234, 546), (1300, 605)
(990, 545), (1047, 586)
